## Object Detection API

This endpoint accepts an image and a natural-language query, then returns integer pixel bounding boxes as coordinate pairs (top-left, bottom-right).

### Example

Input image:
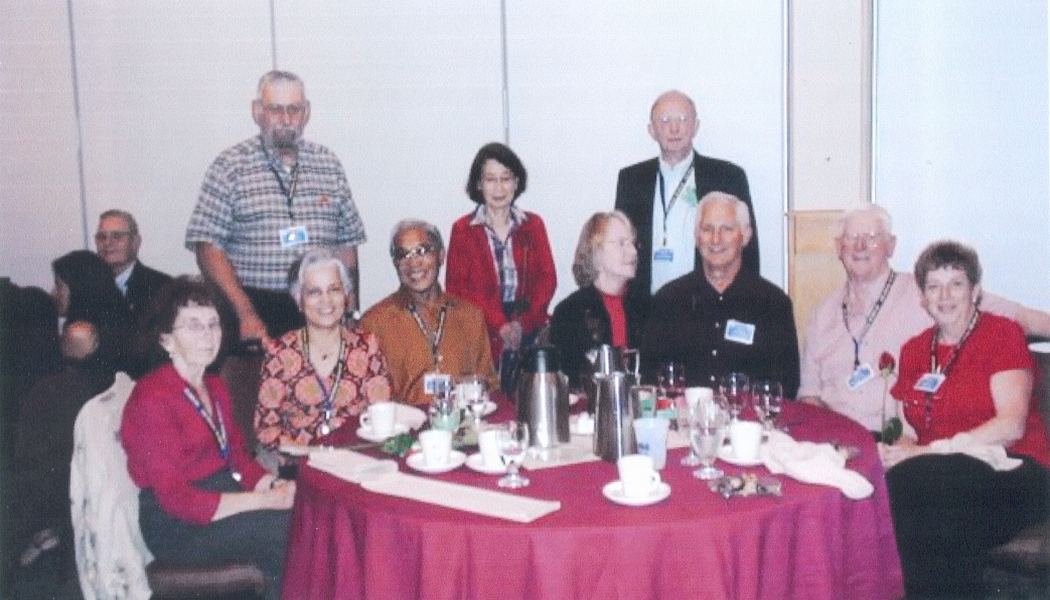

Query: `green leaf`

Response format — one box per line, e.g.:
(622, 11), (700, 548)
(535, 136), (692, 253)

(381, 433), (415, 457)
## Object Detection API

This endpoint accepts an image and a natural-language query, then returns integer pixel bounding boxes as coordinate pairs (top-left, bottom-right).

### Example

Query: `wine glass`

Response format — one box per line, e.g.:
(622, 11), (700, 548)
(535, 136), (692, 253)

(753, 379), (783, 433)
(497, 421), (531, 488)
(718, 372), (751, 421)
(690, 402), (729, 480)
(677, 398), (701, 466)
(459, 375), (489, 430)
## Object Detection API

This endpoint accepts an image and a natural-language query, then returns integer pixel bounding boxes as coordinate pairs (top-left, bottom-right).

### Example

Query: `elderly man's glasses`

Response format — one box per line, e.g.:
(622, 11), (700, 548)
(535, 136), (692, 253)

(262, 103), (306, 117)
(394, 244), (436, 263)
(173, 319), (222, 335)
(654, 113), (695, 126)
(839, 232), (885, 247)
(95, 231), (132, 242)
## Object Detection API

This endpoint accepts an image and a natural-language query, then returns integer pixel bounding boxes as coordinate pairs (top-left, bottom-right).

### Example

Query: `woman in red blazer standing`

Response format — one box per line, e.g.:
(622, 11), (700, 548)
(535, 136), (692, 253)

(447, 142), (557, 377)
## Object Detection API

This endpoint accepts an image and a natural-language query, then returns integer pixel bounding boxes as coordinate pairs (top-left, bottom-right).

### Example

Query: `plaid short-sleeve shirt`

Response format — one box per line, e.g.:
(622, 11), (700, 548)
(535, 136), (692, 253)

(185, 136), (367, 290)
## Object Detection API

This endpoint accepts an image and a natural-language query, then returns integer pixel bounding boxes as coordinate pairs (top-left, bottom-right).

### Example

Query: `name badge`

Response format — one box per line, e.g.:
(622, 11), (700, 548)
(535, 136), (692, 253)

(724, 319), (755, 345)
(846, 364), (875, 391)
(423, 373), (452, 396)
(653, 247), (674, 262)
(913, 373), (945, 394)
(279, 225), (309, 248)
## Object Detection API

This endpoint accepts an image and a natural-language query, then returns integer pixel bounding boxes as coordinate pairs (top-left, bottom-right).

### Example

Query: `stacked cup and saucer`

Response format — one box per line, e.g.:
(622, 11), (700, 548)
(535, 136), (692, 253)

(602, 454), (671, 506)
(357, 401), (410, 442)
(407, 428), (467, 473)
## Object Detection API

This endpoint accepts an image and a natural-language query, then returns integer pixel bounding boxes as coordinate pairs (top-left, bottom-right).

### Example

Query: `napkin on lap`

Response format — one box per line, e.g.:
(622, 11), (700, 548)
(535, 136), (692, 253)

(361, 472), (561, 523)
(928, 432), (1022, 471)
(761, 431), (874, 500)
(308, 449), (399, 483)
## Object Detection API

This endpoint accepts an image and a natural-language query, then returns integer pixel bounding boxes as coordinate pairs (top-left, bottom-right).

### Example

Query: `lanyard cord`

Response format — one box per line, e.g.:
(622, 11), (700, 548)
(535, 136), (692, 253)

(302, 328), (346, 421)
(262, 142), (300, 220)
(182, 385), (238, 481)
(920, 309), (981, 427)
(841, 272), (897, 368)
(408, 302), (449, 371)
(656, 162), (695, 247)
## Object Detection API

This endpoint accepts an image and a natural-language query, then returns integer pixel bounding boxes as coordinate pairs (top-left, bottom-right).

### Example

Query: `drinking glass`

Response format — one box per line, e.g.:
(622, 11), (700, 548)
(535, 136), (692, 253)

(718, 372), (751, 421)
(678, 399), (701, 466)
(690, 403), (729, 480)
(497, 421), (531, 488)
(459, 375), (489, 430)
(753, 379), (783, 432)
(658, 362), (685, 421)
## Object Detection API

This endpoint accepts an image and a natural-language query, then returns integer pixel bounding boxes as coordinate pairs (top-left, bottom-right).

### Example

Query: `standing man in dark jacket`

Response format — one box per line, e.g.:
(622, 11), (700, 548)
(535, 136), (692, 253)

(615, 90), (757, 298)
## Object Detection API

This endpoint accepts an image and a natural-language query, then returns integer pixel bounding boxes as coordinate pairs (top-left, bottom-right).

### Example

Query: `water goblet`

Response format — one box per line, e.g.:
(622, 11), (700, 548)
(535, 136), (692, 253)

(718, 372), (751, 421)
(497, 421), (531, 488)
(753, 379), (784, 432)
(459, 375), (489, 430)
(677, 399), (701, 466)
(690, 402), (729, 480)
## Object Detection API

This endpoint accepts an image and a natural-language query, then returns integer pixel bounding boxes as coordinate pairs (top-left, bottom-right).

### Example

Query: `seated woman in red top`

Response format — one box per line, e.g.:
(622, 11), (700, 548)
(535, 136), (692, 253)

(881, 241), (1050, 599)
(121, 277), (294, 600)
(254, 249), (393, 458)
(549, 211), (648, 392)
(446, 143), (557, 376)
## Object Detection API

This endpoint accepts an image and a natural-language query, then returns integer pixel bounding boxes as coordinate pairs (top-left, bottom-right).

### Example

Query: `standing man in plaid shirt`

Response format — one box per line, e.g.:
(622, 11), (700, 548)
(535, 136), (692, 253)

(186, 70), (366, 343)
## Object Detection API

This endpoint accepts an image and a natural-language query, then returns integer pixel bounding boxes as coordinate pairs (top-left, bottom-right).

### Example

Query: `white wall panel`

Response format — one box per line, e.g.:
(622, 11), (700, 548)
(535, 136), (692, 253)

(0, 1), (83, 289)
(71, 1), (271, 280)
(505, 1), (786, 299)
(275, 2), (504, 308)
(875, 0), (1049, 308)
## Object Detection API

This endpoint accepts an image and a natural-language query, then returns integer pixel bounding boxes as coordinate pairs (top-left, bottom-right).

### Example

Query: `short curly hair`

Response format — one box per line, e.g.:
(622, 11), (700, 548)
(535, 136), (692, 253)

(914, 240), (982, 290)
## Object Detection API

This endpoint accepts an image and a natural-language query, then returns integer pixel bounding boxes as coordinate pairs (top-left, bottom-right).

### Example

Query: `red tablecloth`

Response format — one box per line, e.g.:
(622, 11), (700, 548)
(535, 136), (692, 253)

(281, 402), (903, 600)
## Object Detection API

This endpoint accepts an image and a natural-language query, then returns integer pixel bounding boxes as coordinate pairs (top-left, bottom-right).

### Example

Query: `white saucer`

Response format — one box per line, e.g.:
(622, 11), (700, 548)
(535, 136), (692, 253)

(463, 400), (498, 417)
(356, 422), (410, 443)
(465, 452), (506, 474)
(602, 480), (671, 506)
(395, 404), (428, 430)
(717, 444), (764, 467)
(406, 450), (467, 474)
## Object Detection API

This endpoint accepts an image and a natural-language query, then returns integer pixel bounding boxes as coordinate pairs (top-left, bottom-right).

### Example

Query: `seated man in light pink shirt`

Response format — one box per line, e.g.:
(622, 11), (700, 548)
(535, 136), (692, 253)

(798, 204), (1050, 434)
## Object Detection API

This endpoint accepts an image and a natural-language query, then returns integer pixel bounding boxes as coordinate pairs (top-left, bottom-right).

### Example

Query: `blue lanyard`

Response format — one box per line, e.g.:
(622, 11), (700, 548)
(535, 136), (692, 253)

(182, 385), (240, 481)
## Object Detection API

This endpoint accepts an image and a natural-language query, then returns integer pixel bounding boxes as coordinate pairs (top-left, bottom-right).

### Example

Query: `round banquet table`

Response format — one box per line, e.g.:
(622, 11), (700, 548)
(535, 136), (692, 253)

(280, 401), (903, 600)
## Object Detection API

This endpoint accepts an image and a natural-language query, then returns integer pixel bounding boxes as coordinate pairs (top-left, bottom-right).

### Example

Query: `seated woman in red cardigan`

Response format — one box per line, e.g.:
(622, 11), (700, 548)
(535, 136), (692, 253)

(446, 143), (557, 378)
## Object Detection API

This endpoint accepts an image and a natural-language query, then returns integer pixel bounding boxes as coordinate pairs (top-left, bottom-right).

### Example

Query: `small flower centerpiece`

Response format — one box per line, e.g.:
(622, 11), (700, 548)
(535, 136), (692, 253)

(878, 351), (902, 444)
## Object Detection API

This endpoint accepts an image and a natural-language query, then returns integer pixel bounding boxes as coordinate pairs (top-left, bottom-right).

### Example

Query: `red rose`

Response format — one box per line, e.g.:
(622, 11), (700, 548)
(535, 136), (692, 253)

(878, 351), (896, 376)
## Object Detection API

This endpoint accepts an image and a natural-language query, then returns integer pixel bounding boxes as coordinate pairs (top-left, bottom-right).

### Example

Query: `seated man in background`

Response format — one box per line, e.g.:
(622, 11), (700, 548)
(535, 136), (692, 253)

(95, 209), (172, 323)
(798, 204), (1050, 435)
(360, 219), (497, 406)
(641, 192), (799, 397)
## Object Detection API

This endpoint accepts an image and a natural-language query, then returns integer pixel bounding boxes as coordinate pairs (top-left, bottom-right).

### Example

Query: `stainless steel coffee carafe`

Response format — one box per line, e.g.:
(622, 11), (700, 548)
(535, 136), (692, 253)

(514, 346), (570, 449)
(593, 370), (637, 462)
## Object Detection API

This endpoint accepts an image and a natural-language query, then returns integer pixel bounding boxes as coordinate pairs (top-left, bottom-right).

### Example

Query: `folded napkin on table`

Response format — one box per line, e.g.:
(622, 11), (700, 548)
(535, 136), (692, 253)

(927, 432), (1022, 471)
(361, 472), (561, 523)
(308, 448), (399, 483)
(522, 435), (599, 471)
(761, 430), (874, 500)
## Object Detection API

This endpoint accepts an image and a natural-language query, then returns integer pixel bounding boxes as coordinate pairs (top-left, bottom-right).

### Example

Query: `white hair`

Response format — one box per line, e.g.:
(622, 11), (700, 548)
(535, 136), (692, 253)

(833, 204), (893, 238)
(695, 191), (751, 232)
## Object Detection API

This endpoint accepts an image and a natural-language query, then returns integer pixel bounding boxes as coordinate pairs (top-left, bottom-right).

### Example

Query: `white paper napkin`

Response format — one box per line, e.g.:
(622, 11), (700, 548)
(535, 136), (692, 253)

(928, 432), (1022, 471)
(308, 448), (399, 483)
(761, 431), (874, 500)
(522, 435), (600, 471)
(360, 472), (561, 523)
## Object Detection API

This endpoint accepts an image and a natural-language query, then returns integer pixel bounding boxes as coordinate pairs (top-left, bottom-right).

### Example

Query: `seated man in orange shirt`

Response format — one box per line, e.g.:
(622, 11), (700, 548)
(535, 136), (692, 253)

(360, 219), (497, 405)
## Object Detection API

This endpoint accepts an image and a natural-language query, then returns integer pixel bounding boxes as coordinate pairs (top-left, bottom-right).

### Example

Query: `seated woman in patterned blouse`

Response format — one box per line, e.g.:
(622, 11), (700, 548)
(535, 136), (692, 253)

(254, 249), (393, 458)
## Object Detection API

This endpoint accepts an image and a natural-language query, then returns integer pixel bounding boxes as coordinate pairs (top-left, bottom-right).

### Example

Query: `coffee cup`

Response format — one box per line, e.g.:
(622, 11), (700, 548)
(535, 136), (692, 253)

(632, 417), (670, 470)
(418, 429), (452, 466)
(729, 420), (764, 462)
(477, 427), (502, 469)
(617, 454), (661, 499)
(361, 401), (397, 437)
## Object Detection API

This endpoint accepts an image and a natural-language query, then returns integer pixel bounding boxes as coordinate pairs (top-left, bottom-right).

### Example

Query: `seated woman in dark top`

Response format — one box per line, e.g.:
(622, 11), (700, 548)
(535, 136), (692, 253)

(121, 277), (293, 600)
(51, 250), (135, 374)
(881, 241), (1050, 599)
(550, 210), (647, 391)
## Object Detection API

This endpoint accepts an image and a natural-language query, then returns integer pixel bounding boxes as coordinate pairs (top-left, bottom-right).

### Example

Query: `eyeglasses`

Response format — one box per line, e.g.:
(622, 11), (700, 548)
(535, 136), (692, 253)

(839, 232), (885, 247)
(653, 113), (695, 126)
(394, 244), (436, 263)
(173, 319), (222, 335)
(95, 231), (132, 242)
(262, 103), (306, 117)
